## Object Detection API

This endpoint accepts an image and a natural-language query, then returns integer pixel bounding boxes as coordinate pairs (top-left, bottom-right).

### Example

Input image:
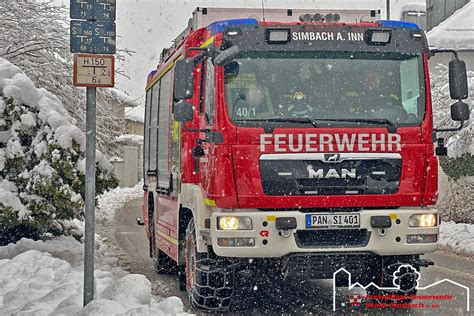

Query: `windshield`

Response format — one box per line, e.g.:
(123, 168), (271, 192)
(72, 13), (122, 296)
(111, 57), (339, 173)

(224, 51), (425, 127)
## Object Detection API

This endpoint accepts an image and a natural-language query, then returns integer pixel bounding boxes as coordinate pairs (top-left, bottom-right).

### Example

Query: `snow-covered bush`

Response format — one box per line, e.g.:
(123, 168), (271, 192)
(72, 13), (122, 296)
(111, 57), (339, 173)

(431, 64), (474, 223)
(0, 59), (118, 245)
(0, 1), (133, 154)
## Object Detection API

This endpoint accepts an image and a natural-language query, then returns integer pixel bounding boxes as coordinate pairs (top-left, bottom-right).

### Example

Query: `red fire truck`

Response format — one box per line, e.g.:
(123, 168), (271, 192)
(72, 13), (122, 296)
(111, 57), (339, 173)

(139, 7), (469, 311)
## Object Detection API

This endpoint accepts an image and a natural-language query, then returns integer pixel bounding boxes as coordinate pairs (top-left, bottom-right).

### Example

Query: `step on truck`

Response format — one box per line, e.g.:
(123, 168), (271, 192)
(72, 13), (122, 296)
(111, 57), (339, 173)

(138, 7), (470, 312)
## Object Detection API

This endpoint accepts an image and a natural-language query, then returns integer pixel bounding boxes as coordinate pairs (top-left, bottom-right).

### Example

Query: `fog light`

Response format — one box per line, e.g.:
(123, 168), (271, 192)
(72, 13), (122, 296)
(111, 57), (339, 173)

(407, 234), (438, 244)
(218, 216), (253, 230)
(218, 238), (255, 247)
(235, 238), (255, 247)
(409, 214), (437, 227)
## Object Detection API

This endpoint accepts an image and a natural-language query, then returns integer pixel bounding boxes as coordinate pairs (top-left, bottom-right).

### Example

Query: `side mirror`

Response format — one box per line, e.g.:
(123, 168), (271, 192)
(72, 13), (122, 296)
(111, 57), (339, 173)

(173, 58), (194, 100)
(449, 59), (468, 100)
(451, 101), (470, 121)
(173, 100), (193, 122)
(213, 45), (240, 66)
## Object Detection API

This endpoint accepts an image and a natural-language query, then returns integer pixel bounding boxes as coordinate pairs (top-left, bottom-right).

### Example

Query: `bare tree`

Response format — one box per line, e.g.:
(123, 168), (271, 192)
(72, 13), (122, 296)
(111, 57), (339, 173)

(0, 1), (134, 154)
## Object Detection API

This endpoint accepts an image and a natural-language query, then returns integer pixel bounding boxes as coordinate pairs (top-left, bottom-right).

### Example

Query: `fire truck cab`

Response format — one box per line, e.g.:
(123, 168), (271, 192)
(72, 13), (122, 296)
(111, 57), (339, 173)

(141, 7), (469, 311)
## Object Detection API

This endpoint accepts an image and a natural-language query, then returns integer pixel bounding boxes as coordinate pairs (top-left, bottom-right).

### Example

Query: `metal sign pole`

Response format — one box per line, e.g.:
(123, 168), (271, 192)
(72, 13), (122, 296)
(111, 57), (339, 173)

(83, 86), (97, 306)
(70, 1), (115, 306)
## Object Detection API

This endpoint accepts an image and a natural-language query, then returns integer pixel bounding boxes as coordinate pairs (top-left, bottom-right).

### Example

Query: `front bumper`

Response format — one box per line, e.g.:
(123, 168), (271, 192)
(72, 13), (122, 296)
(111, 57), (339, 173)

(209, 207), (438, 257)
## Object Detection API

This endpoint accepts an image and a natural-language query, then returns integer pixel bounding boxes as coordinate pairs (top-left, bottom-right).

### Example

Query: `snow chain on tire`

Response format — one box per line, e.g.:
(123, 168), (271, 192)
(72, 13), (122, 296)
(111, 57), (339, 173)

(367, 260), (418, 304)
(185, 220), (235, 312)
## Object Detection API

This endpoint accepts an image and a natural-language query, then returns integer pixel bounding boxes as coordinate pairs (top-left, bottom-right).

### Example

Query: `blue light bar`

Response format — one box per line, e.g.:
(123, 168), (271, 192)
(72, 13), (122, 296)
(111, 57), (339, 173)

(376, 20), (419, 29)
(207, 18), (258, 35)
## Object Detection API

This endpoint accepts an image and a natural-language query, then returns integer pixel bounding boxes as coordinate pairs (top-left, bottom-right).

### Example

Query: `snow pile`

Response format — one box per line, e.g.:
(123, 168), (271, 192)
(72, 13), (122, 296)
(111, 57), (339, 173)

(97, 181), (144, 223)
(115, 133), (144, 145)
(439, 221), (474, 256)
(0, 237), (189, 315)
(125, 104), (145, 123)
(427, 1), (474, 50)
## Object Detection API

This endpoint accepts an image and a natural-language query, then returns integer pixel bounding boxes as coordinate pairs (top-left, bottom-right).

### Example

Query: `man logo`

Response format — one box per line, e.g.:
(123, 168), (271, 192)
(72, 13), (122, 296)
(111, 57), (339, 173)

(307, 165), (356, 179)
(324, 153), (341, 163)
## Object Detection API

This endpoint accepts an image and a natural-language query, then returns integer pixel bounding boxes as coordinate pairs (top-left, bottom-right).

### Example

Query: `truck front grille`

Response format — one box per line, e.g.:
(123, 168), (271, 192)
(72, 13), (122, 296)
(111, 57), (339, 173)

(295, 229), (371, 248)
(259, 154), (402, 196)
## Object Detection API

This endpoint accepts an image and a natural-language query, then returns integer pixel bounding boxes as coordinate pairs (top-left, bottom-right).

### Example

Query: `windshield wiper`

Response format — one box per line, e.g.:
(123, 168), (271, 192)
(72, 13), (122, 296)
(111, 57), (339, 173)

(311, 118), (398, 132)
(234, 118), (318, 128)
(234, 117), (398, 132)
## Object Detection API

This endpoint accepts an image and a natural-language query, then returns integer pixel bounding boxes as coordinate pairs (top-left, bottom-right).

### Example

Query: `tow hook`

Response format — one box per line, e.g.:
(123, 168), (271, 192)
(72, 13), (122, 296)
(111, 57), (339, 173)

(378, 228), (387, 236)
(276, 217), (297, 238)
(370, 216), (392, 236)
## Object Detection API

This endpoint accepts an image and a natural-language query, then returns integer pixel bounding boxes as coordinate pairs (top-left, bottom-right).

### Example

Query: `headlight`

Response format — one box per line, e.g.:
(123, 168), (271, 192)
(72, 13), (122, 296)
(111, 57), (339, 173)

(218, 216), (253, 230)
(409, 214), (437, 227)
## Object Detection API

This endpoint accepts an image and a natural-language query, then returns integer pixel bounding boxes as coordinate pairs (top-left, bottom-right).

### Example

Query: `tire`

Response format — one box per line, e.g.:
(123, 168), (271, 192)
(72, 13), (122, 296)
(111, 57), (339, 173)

(366, 261), (419, 304)
(185, 220), (235, 312)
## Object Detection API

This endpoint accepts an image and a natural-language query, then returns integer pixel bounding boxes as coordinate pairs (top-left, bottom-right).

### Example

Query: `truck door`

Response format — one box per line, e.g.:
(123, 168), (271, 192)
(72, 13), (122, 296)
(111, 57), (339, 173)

(199, 60), (216, 192)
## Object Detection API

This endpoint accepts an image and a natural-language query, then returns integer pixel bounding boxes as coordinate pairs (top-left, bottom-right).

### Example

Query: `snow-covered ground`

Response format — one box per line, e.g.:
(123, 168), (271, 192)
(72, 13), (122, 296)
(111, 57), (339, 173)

(96, 182), (143, 223)
(0, 185), (189, 315)
(1, 187), (473, 315)
(439, 221), (474, 257)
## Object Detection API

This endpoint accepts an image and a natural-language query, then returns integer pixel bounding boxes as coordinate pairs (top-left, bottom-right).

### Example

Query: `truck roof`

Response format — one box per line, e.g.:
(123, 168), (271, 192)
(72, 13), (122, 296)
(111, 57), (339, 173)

(158, 7), (382, 63)
(149, 8), (421, 87)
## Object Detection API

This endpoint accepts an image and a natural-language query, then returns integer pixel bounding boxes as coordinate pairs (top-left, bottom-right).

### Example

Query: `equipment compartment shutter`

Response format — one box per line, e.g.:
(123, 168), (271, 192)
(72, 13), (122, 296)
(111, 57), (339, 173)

(157, 71), (172, 188)
(149, 83), (160, 172)
(143, 89), (152, 183)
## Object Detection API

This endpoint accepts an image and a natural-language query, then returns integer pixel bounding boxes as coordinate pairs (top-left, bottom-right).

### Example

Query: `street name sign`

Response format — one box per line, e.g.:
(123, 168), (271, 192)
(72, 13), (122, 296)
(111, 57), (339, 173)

(70, 0), (116, 22)
(73, 54), (114, 87)
(70, 20), (116, 54)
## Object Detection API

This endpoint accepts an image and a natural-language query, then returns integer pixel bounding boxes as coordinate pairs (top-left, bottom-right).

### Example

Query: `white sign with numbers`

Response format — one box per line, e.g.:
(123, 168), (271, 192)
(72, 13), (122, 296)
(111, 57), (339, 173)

(73, 54), (114, 87)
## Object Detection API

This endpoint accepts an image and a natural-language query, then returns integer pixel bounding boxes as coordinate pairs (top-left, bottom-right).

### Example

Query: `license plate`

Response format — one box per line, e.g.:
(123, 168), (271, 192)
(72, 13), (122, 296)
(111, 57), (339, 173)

(305, 213), (360, 228)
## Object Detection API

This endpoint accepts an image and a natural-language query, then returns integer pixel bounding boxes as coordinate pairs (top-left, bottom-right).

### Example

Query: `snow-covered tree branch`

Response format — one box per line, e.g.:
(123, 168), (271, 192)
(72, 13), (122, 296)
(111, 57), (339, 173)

(0, 1), (133, 154)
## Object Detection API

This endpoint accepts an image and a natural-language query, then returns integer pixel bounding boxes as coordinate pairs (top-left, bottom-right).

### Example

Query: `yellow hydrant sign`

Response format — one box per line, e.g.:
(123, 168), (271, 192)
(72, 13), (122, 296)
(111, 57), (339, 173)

(73, 54), (114, 87)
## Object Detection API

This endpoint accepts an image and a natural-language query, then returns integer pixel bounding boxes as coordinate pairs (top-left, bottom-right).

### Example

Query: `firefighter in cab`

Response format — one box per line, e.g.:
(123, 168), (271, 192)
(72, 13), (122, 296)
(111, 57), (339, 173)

(283, 65), (320, 118)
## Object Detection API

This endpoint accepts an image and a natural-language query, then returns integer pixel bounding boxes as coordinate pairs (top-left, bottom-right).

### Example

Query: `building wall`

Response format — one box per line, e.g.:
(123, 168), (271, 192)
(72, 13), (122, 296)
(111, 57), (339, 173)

(126, 120), (144, 136)
(426, 0), (470, 31)
(110, 144), (143, 187)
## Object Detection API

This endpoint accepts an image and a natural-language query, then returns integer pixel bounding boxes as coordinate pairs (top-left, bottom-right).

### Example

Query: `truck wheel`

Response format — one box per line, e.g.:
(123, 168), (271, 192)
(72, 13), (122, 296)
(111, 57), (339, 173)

(366, 262), (419, 304)
(185, 220), (235, 311)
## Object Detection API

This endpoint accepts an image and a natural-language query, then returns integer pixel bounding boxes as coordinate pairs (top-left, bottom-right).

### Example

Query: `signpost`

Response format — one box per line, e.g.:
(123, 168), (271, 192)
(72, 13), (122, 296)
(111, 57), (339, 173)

(70, 0), (116, 307)
(70, 0), (116, 21)
(70, 21), (116, 54)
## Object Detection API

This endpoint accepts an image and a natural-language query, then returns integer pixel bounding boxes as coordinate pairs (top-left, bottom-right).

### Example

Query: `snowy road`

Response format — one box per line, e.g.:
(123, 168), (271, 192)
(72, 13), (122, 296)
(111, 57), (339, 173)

(100, 198), (474, 314)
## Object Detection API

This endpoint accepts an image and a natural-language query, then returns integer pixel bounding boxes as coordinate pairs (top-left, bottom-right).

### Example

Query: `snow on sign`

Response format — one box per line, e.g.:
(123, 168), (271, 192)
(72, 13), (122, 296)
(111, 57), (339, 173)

(73, 54), (114, 87)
